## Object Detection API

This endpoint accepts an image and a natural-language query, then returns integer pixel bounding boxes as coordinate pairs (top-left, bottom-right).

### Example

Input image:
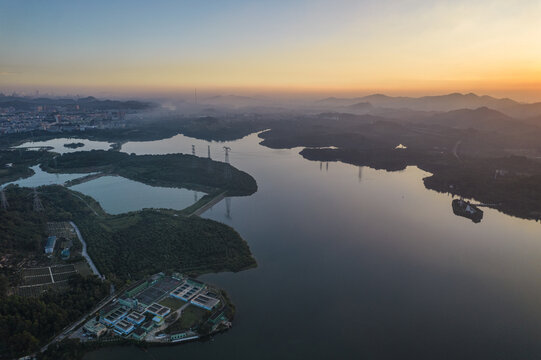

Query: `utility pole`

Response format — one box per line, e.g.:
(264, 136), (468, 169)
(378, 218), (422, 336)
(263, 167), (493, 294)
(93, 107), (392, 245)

(33, 188), (44, 212)
(223, 147), (230, 163)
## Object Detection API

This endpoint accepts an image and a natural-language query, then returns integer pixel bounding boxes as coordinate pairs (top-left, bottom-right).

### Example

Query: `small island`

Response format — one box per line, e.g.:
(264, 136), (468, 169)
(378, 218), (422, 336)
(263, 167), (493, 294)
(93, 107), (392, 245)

(64, 142), (85, 149)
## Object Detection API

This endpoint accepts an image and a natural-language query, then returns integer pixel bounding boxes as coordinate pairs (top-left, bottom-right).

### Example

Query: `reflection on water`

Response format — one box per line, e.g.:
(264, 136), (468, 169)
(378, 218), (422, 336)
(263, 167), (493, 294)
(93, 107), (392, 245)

(15, 137), (112, 154)
(71, 176), (206, 215)
(1, 166), (206, 215)
(86, 132), (541, 360)
(2, 165), (88, 188)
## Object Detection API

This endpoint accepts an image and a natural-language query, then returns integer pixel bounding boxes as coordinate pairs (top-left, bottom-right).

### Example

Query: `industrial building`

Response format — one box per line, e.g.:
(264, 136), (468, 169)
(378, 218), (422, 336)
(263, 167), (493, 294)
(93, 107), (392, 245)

(141, 319), (155, 333)
(44, 236), (57, 254)
(131, 327), (148, 340)
(83, 319), (107, 338)
(114, 319), (135, 336)
(90, 274), (228, 343)
(170, 280), (204, 301)
(126, 312), (145, 325)
(152, 315), (165, 326)
(102, 306), (129, 326)
(145, 303), (171, 317)
(190, 293), (220, 311)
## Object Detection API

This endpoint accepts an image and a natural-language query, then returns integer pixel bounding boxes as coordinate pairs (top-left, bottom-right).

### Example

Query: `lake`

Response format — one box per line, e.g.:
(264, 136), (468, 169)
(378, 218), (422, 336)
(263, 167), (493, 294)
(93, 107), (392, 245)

(80, 132), (541, 359)
(2, 164), (205, 215)
(15, 137), (113, 154)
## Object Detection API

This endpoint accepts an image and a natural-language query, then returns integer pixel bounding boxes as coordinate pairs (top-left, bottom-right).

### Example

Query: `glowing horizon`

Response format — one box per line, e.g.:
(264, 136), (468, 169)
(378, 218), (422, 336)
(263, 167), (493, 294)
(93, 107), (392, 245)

(1, 0), (540, 101)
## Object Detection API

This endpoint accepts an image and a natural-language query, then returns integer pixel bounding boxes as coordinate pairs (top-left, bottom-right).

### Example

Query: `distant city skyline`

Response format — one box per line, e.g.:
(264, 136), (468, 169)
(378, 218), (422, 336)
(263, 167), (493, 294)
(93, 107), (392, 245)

(1, 0), (540, 101)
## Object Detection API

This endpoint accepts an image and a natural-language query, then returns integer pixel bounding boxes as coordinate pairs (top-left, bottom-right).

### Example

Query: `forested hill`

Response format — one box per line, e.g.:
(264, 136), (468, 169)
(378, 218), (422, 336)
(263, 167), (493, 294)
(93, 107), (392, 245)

(41, 150), (258, 196)
(0, 184), (257, 357)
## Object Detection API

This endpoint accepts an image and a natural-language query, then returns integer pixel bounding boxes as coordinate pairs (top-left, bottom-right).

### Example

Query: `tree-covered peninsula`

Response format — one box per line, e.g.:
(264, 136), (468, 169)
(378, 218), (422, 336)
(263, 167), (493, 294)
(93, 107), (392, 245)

(41, 150), (257, 196)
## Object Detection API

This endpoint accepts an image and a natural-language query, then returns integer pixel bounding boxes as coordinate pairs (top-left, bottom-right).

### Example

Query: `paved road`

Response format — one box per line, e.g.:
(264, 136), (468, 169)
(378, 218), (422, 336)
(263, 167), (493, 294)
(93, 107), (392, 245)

(69, 221), (103, 279)
(189, 191), (227, 217)
(40, 292), (115, 353)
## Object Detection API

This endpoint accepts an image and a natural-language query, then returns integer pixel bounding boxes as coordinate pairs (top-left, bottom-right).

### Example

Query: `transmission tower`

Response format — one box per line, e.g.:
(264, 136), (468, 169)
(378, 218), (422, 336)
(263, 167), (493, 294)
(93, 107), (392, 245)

(223, 146), (230, 163)
(191, 145), (196, 168)
(192, 145), (196, 156)
(33, 188), (44, 212)
(223, 147), (232, 180)
(1, 188), (8, 210)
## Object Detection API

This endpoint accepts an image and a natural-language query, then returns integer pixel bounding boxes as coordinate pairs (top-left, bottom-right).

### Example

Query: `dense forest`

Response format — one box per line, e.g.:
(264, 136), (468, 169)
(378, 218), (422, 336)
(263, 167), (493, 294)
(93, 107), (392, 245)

(0, 275), (108, 359)
(0, 186), (47, 255)
(37, 186), (256, 280)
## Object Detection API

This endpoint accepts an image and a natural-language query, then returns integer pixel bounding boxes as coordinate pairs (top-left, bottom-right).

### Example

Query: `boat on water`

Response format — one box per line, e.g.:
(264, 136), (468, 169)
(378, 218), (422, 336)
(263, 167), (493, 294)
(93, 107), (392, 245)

(452, 198), (483, 223)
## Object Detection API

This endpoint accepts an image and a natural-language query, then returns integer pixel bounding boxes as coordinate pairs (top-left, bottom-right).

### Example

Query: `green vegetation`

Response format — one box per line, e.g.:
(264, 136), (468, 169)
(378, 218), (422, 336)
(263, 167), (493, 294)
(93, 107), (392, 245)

(163, 305), (209, 334)
(38, 185), (256, 280)
(0, 184), (255, 357)
(0, 275), (108, 359)
(422, 155), (541, 220)
(63, 142), (84, 149)
(0, 186), (47, 254)
(42, 150), (257, 196)
(0, 149), (52, 184)
(159, 297), (185, 311)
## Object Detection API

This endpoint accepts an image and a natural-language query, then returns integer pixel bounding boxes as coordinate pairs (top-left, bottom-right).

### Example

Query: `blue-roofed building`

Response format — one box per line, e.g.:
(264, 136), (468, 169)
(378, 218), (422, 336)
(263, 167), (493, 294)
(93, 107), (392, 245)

(113, 319), (135, 336)
(44, 236), (57, 254)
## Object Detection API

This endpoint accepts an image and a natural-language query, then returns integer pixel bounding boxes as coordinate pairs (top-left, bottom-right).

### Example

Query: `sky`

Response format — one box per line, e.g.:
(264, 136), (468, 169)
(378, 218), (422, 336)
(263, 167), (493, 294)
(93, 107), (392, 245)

(1, 0), (540, 100)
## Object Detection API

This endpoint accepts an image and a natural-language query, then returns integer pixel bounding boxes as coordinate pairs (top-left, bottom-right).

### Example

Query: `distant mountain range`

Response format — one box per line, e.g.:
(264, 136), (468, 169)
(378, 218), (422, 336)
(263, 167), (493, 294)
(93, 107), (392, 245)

(317, 93), (541, 119)
(0, 95), (153, 111)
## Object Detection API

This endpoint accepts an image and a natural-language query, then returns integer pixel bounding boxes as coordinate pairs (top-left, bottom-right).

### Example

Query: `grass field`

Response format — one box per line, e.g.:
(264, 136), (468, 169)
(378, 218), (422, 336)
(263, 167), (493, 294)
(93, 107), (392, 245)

(74, 261), (93, 277)
(163, 304), (208, 334)
(159, 296), (186, 312)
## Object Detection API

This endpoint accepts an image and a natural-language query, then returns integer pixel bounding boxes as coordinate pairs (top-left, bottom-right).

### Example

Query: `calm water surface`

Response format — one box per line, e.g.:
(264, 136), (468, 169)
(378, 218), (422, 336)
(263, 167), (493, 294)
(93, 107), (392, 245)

(2, 165), (205, 215)
(2, 165), (89, 188)
(71, 133), (541, 359)
(71, 176), (205, 215)
(16, 137), (112, 153)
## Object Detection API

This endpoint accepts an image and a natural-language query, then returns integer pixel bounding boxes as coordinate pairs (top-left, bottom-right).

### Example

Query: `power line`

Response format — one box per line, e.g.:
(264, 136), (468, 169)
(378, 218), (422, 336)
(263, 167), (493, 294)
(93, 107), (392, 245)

(33, 188), (44, 212)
